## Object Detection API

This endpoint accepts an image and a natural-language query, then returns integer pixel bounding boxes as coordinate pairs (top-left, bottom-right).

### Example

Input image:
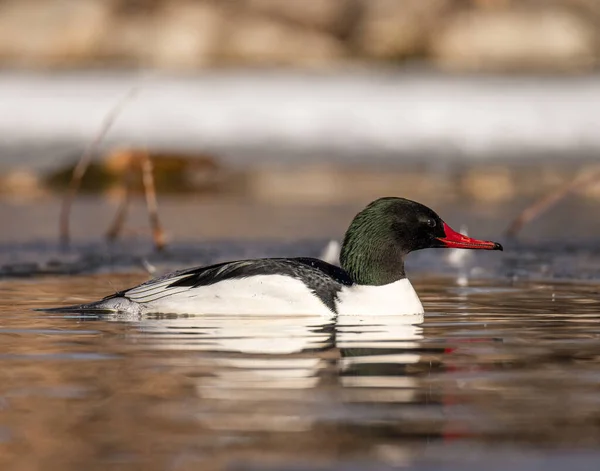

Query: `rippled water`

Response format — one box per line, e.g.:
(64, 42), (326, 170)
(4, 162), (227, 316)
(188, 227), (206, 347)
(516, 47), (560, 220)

(2, 273), (600, 470)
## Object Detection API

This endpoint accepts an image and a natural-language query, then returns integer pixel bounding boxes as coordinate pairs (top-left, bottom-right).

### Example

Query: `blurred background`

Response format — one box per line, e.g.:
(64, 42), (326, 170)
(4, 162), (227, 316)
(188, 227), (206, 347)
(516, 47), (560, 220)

(1, 0), (600, 250)
(4, 4), (600, 469)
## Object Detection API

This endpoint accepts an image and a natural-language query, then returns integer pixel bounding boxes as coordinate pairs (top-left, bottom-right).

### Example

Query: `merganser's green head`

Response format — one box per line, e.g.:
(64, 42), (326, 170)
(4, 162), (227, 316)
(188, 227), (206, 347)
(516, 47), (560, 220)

(340, 197), (502, 285)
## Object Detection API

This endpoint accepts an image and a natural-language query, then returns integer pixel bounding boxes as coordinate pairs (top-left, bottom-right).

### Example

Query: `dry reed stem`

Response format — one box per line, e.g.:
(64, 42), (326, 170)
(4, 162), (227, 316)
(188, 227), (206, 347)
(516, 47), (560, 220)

(103, 151), (166, 251)
(59, 88), (138, 248)
(140, 151), (166, 251)
(505, 168), (600, 237)
(105, 162), (135, 242)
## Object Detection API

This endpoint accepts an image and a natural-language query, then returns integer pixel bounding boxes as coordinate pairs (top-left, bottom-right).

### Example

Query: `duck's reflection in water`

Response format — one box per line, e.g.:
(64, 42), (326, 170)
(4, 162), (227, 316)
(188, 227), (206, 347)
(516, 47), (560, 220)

(135, 313), (336, 355)
(337, 313), (424, 404)
(112, 311), (425, 434)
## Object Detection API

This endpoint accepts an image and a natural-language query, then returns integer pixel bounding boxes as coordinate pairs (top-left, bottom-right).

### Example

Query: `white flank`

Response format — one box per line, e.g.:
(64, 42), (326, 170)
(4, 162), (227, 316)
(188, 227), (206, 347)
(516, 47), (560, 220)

(336, 279), (424, 316)
(95, 274), (424, 317)
(112, 275), (334, 316)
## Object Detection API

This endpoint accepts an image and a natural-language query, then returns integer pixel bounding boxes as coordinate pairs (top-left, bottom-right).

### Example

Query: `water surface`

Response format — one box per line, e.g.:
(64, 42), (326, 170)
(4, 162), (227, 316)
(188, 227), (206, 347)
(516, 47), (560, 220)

(2, 274), (600, 470)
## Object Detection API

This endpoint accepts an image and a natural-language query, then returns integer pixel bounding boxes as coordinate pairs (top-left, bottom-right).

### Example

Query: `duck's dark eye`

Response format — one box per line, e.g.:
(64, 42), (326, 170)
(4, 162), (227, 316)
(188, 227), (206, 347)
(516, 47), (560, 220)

(426, 219), (436, 228)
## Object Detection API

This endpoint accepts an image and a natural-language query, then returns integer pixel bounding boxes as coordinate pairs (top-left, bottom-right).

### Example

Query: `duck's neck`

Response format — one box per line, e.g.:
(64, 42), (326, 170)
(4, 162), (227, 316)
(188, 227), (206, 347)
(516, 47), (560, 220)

(340, 237), (406, 286)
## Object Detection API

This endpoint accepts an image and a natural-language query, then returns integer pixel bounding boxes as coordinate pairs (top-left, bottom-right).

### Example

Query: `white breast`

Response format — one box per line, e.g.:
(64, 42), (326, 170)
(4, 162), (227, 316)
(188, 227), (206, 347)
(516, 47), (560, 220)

(335, 278), (424, 316)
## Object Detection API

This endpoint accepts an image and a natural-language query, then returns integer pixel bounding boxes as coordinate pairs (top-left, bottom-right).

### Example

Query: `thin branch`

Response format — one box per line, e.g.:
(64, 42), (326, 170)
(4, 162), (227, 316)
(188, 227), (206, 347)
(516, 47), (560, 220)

(105, 154), (136, 242)
(505, 168), (600, 237)
(140, 151), (166, 251)
(59, 88), (138, 248)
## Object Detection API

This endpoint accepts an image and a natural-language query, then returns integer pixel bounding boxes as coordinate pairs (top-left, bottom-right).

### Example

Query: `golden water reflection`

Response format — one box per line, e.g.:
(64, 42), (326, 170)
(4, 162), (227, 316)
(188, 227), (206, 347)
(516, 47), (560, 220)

(2, 274), (600, 470)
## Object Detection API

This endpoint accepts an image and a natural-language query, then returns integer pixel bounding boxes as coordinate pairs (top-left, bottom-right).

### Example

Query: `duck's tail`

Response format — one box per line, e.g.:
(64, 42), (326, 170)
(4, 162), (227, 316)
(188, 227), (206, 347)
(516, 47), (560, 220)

(34, 300), (118, 314)
(35, 292), (141, 315)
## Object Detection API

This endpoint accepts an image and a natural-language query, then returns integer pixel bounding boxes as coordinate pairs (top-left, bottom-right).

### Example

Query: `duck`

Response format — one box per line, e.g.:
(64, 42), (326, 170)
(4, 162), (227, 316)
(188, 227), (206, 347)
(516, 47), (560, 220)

(44, 197), (502, 316)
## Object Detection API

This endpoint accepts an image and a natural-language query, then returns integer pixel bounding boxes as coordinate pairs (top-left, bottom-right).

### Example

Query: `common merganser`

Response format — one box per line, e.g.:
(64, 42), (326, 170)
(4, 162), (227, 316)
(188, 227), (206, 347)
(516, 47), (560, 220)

(43, 197), (502, 316)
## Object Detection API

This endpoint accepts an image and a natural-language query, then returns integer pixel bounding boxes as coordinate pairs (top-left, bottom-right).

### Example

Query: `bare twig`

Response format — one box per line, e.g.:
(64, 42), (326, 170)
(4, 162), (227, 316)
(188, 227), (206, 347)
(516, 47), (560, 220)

(140, 151), (166, 251)
(505, 168), (600, 237)
(59, 88), (138, 248)
(105, 155), (136, 242)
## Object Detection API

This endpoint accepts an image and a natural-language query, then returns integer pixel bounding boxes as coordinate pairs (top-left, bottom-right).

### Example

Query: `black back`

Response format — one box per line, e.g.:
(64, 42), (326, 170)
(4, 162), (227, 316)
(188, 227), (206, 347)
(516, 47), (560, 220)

(164, 257), (353, 313)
